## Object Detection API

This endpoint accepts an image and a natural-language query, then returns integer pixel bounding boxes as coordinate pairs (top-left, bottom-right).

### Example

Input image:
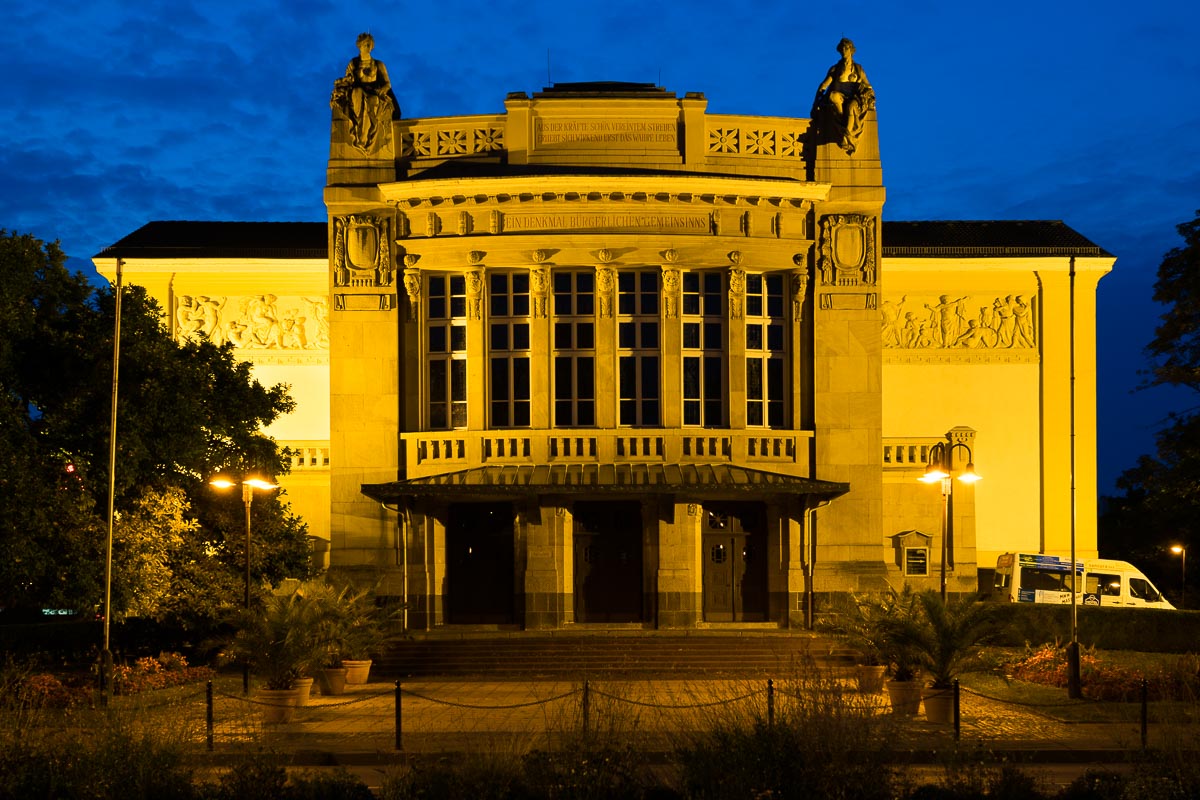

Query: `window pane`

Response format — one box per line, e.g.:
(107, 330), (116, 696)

(450, 360), (467, 401)
(429, 361), (446, 400)
(683, 357), (700, 398)
(642, 357), (659, 396)
(513, 358), (530, 399)
(451, 325), (466, 351)
(451, 402), (466, 428)
(578, 358), (594, 399)
(641, 322), (658, 348)
(429, 326), (447, 353)
(491, 324), (508, 350)
(747, 360), (763, 399)
(491, 359), (508, 397)
(576, 323), (594, 349)
(767, 324), (784, 351)
(683, 323), (700, 348)
(514, 403), (530, 426)
(619, 322), (636, 348)
(747, 324), (763, 350)
(512, 324), (530, 350)
(555, 323), (572, 349)
(704, 322), (722, 349)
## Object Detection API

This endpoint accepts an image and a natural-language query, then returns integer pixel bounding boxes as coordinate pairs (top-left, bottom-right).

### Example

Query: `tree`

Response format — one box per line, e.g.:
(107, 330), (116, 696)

(1101, 211), (1200, 598)
(0, 229), (313, 623)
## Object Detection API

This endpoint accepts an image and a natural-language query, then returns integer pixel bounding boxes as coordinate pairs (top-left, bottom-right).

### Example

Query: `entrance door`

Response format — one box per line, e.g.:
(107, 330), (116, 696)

(573, 502), (644, 623)
(446, 502), (515, 624)
(702, 504), (767, 622)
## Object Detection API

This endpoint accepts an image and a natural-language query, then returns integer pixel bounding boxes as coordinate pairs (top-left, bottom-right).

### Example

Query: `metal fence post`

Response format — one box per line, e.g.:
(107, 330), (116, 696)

(582, 679), (590, 735)
(767, 679), (775, 728)
(1141, 678), (1148, 751)
(206, 680), (214, 752)
(953, 680), (960, 742)
(395, 680), (403, 752)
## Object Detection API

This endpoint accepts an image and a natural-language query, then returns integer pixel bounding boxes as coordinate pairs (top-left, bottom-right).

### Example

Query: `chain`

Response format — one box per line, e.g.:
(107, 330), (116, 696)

(590, 687), (759, 709)
(399, 688), (578, 710)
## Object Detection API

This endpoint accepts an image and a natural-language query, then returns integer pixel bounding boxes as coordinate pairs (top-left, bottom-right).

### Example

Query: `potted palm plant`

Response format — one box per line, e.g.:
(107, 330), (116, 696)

(306, 580), (397, 693)
(902, 591), (1001, 724)
(824, 587), (923, 708)
(223, 589), (328, 723)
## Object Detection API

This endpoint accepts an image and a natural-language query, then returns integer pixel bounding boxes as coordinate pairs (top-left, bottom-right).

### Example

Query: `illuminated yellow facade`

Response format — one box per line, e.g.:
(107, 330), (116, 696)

(95, 57), (1112, 628)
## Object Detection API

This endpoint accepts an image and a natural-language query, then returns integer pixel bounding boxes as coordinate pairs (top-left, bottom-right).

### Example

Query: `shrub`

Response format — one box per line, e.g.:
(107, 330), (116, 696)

(287, 769), (376, 800)
(379, 755), (526, 800)
(523, 743), (654, 799)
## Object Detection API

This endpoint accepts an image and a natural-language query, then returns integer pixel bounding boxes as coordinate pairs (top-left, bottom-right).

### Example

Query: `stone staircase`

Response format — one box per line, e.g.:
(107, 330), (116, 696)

(376, 631), (857, 679)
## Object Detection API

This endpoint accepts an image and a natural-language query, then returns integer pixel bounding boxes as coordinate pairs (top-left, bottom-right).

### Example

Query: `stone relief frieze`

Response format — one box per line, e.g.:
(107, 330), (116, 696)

(881, 295), (1036, 350)
(334, 215), (393, 288)
(818, 214), (877, 287)
(175, 295), (329, 351)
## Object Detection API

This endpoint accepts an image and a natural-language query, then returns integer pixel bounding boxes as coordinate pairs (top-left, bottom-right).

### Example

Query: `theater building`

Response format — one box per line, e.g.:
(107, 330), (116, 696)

(94, 39), (1114, 630)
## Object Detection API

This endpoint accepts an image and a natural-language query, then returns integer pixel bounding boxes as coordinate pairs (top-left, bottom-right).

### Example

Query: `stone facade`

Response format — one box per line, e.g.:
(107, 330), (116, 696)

(93, 38), (1114, 629)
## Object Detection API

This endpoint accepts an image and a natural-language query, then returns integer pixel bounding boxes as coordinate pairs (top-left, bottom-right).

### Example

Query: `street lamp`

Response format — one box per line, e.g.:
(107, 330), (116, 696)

(210, 473), (278, 694)
(920, 440), (981, 602)
(1171, 545), (1187, 610)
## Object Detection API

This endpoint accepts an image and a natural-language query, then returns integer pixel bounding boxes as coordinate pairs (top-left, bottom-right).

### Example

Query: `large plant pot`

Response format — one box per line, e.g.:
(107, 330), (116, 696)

(855, 665), (887, 694)
(343, 659), (372, 685)
(886, 679), (922, 715)
(922, 686), (955, 724)
(258, 687), (301, 723)
(318, 667), (348, 696)
(294, 676), (314, 706)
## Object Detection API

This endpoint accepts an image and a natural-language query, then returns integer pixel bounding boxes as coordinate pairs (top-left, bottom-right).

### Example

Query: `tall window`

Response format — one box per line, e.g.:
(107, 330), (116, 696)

(553, 271), (595, 427)
(745, 273), (786, 427)
(489, 272), (531, 427)
(682, 271), (725, 427)
(618, 271), (660, 426)
(428, 273), (467, 429)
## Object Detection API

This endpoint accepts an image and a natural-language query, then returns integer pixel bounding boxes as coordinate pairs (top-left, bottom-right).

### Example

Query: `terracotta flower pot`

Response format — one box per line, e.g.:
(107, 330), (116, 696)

(922, 686), (955, 724)
(855, 665), (887, 693)
(293, 676), (314, 706)
(318, 667), (348, 696)
(886, 679), (922, 715)
(257, 687), (301, 723)
(343, 659), (372, 685)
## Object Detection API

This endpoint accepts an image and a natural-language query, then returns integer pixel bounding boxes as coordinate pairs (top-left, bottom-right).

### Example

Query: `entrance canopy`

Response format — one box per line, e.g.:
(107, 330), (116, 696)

(362, 463), (849, 502)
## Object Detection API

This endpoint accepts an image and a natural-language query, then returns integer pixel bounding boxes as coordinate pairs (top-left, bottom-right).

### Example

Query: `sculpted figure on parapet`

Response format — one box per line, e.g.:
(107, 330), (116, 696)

(811, 37), (876, 155)
(331, 33), (399, 153)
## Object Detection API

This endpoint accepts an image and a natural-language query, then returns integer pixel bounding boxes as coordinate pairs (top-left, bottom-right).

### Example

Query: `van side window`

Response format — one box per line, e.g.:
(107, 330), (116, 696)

(1129, 577), (1159, 602)
(1093, 573), (1121, 597)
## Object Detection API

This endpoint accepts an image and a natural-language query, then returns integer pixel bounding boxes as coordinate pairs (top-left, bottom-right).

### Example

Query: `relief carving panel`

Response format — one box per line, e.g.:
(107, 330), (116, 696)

(333, 215), (393, 288)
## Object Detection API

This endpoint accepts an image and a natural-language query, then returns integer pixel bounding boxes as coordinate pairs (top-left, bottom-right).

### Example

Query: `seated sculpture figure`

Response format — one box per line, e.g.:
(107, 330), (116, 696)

(331, 33), (398, 153)
(811, 37), (876, 155)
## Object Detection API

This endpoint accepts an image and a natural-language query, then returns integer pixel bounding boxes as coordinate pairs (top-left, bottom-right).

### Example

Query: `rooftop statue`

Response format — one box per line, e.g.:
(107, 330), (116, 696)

(811, 37), (875, 156)
(331, 33), (399, 153)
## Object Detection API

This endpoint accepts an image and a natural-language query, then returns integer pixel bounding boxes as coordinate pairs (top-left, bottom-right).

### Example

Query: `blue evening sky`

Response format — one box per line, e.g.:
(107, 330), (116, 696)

(2, 0), (1197, 493)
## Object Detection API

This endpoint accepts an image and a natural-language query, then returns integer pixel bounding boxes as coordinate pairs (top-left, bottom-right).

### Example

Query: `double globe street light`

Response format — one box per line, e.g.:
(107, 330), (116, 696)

(919, 441), (981, 602)
(210, 474), (278, 694)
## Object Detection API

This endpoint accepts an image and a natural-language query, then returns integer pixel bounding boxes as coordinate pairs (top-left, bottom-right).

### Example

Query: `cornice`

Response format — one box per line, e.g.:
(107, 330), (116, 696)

(378, 174), (831, 208)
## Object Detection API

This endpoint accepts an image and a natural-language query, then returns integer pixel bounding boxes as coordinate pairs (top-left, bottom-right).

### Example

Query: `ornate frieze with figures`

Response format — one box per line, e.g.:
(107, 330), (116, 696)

(174, 294), (330, 357)
(881, 294), (1038, 363)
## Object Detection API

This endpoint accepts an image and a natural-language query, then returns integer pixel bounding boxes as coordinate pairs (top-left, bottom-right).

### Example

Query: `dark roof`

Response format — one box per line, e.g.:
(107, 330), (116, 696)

(94, 219), (1111, 260)
(94, 221), (327, 259)
(881, 220), (1111, 258)
(362, 463), (849, 501)
(533, 81), (675, 99)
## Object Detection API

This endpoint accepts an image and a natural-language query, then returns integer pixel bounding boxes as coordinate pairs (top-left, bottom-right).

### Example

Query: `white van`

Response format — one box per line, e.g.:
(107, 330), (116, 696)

(992, 552), (1175, 610)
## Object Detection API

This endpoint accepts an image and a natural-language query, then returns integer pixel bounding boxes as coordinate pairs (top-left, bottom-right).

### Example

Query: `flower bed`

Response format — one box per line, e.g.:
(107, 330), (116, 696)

(13, 651), (214, 708)
(1008, 644), (1200, 701)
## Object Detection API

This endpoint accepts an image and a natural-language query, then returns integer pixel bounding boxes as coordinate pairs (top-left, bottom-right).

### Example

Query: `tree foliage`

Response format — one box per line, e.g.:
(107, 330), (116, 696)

(0, 229), (313, 625)
(1101, 211), (1200, 599)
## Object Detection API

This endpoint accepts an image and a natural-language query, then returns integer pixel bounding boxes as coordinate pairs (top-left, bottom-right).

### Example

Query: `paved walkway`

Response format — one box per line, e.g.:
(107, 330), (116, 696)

(196, 677), (1162, 761)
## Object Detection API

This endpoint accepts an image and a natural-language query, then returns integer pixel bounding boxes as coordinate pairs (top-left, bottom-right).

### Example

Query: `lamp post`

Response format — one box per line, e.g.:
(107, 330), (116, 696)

(1171, 545), (1187, 610)
(210, 474), (278, 694)
(920, 440), (981, 602)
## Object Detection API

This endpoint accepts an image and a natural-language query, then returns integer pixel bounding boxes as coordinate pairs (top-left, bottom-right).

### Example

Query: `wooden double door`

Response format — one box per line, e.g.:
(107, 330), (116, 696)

(445, 502), (515, 624)
(702, 503), (767, 622)
(573, 501), (644, 623)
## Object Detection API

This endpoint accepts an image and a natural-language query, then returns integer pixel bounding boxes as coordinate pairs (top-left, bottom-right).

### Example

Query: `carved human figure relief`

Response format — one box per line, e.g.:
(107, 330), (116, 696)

(173, 294), (328, 351)
(791, 269), (809, 322)
(596, 267), (615, 319)
(330, 33), (398, 153)
(883, 294), (1037, 350)
(661, 267), (680, 320)
(466, 269), (484, 320)
(728, 268), (746, 319)
(402, 268), (421, 322)
(530, 268), (549, 319)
